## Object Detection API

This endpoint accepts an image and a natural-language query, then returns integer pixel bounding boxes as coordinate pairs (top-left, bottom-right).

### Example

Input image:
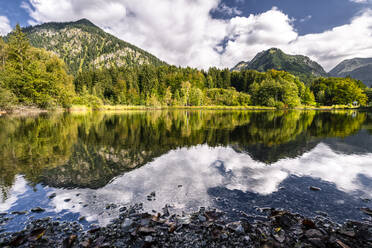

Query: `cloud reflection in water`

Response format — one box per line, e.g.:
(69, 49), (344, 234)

(46, 143), (372, 225)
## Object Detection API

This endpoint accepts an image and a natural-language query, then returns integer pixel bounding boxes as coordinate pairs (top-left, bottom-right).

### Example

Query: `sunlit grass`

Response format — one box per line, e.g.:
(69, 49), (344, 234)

(68, 104), (364, 112)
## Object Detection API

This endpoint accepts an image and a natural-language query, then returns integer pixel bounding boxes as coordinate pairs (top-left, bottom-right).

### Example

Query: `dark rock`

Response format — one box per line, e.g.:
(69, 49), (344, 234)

(308, 238), (326, 248)
(62, 235), (77, 248)
(2, 205), (372, 248)
(305, 229), (323, 239)
(302, 219), (316, 229)
(138, 226), (156, 234)
(338, 228), (356, 238)
(30, 207), (45, 213)
(273, 212), (297, 229)
(9, 234), (26, 246)
(119, 206), (127, 212)
(361, 208), (372, 217)
(88, 227), (101, 233)
(198, 214), (207, 222)
(11, 211), (27, 215)
(309, 186), (321, 191)
(48, 193), (57, 199)
(226, 222), (245, 233)
(162, 205), (170, 217)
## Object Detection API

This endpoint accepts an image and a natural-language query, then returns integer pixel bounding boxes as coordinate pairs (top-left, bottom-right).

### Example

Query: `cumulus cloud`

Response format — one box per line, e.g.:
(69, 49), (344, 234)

(212, 3), (242, 16)
(0, 16), (12, 36)
(42, 143), (372, 225)
(290, 9), (372, 70)
(20, 0), (372, 71)
(221, 8), (298, 67)
(350, 0), (368, 3)
(0, 176), (27, 212)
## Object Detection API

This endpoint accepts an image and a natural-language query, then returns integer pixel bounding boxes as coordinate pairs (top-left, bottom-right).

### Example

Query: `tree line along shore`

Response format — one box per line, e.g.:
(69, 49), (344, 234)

(1, 25), (371, 113)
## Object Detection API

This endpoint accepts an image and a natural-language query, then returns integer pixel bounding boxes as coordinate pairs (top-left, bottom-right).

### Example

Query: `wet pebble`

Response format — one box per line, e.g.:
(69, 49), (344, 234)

(30, 207), (45, 213)
(1, 205), (372, 248)
(48, 193), (56, 199)
(11, 211), (27, 215)
(309, 186), (321, 191)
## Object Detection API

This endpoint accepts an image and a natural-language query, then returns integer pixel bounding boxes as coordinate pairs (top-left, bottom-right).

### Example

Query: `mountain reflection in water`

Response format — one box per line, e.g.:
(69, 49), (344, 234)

(0, 110), (372, 230)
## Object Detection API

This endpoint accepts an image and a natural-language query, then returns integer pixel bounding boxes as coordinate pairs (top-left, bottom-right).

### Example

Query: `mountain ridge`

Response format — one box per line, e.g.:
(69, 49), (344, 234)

(329, 57), (372, 86)
(231, 48), (328, 83)
(20, 18), (165, 74)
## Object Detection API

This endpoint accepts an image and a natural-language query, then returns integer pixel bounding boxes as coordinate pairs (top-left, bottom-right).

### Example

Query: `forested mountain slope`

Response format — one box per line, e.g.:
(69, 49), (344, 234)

(232, 48), (328, 84)
(21, 19), (165, 74)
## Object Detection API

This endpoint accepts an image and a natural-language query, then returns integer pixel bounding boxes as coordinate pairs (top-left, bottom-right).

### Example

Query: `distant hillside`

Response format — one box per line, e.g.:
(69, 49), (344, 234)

(232, 48), (327, 83)
(21, 19), (165, 74)
(329, 58), (372, 87)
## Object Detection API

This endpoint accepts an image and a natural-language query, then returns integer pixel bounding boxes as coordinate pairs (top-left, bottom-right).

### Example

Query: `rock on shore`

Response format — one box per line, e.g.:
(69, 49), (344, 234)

(0, 205), (371, 248)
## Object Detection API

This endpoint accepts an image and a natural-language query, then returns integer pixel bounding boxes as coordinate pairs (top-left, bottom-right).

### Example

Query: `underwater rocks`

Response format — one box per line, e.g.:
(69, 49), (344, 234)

(0, 205), (371, 248)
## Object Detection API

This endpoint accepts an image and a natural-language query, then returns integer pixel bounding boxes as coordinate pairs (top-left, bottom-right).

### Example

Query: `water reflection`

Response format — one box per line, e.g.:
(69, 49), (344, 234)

(0, 110), (372, 229)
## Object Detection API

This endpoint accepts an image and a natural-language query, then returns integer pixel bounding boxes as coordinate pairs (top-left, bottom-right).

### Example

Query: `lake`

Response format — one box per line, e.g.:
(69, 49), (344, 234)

(1, 110), (372, 232)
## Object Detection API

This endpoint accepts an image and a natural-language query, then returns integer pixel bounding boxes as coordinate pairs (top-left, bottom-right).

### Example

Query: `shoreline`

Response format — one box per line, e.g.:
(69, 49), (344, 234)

(0, 205), (371, 247)
(0, 104), (366, 116)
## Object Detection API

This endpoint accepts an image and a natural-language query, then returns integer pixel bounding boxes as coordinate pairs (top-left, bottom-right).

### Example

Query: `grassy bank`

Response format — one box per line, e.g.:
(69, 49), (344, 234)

(0, 104), (367, 116)
(68, 105), (277, 112)
(68, 104), (365, 112)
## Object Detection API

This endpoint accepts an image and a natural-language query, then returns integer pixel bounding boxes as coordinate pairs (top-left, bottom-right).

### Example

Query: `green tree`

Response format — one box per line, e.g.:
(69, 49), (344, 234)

(2, 25), (75, 108)
(7, 24), (30, 73)
(189, 88), (204, 106)
(0, 86), (16, 109)
(0, 37), (7, 69)
(163, 86), (173, 106)
(311, 77), (367, 106)
(302, 87), (316, 106)
(180, 81), (192, 106)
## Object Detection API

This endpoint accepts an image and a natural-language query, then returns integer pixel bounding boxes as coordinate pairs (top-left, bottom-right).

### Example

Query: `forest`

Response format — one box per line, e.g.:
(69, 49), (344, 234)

(0, 25), (371, 110)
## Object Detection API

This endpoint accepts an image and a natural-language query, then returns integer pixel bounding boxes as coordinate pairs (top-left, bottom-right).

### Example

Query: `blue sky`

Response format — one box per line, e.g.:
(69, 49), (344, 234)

(214, 0), (367, 35)
(1, 0), (368, 35)
(1, 0), (372, 70)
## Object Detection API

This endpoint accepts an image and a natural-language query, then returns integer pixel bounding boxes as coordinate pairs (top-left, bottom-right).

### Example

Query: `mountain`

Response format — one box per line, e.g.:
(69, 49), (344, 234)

(329, 58), (372, 86)
(232, 48), (327, 83)
(21, 19), (165, 74)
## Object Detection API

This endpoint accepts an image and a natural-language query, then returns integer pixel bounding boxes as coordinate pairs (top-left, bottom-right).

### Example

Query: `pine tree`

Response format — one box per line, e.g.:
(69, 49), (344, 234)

(0, 37), (7, 69)
(7, 24), (30, 73)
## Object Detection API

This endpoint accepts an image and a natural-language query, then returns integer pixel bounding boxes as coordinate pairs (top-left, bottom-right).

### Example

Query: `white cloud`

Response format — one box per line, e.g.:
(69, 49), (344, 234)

(221, 8), (298, 67)
(42, 143), (372, 225)
(0, 16), (12, 36)
(213, 3), (242, 16)
(20, 0), (372, 71)
(299, 15), (312, 23)
(290, 9), (372, 70)
(0, 176), (27, 212)
(350, 0), (368, 3)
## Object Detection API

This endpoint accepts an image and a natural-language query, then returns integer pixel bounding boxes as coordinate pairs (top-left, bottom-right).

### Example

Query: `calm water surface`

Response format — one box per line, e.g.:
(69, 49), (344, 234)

(1, 110), (372, 232)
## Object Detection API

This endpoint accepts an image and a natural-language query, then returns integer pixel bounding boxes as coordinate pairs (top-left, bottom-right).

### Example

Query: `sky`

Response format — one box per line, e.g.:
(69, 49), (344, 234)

(1, 0), (372, 71)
